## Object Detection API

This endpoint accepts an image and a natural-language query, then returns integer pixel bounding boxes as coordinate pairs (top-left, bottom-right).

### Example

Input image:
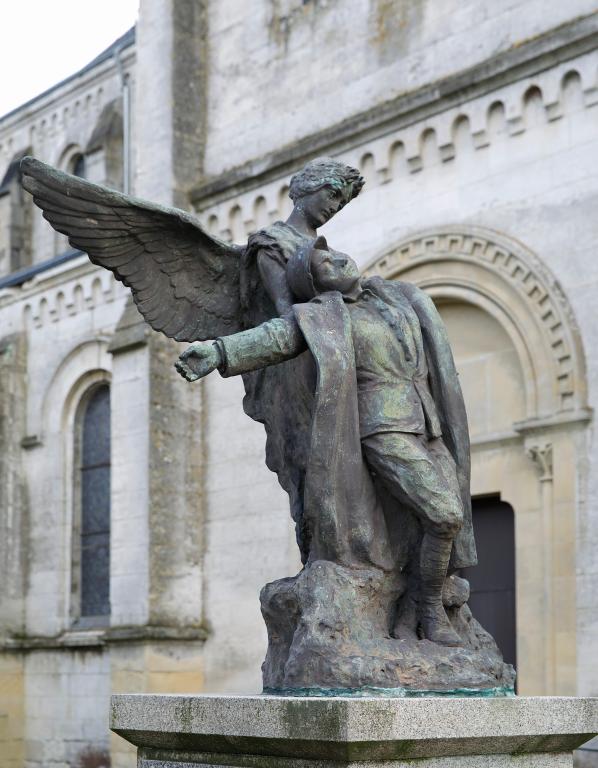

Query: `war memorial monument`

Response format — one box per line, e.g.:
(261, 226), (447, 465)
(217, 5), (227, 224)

(20, 154), (598, 766)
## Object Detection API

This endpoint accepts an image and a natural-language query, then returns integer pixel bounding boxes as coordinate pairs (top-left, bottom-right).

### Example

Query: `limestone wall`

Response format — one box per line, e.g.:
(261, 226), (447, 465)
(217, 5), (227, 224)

(204, 0), (598, 174)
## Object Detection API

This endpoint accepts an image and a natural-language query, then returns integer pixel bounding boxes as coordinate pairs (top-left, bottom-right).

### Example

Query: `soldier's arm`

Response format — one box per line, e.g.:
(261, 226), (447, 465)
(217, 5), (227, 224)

(217, 315), (306, 376)
(175, 316), (306, 382)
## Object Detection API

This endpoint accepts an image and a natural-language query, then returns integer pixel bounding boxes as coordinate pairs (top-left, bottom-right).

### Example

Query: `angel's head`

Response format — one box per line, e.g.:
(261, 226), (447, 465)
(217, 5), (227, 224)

(288, 157), (364, 228)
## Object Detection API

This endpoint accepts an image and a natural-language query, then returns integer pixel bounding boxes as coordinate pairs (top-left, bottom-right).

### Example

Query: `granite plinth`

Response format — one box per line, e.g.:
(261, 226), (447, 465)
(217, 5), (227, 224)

(110, 693), (598, 767)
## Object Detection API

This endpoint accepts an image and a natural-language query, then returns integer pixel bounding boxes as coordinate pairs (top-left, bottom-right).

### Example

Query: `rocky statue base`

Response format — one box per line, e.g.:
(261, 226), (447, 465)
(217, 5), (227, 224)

(111, 693), (598, 768)
(260, 560), (515, 693)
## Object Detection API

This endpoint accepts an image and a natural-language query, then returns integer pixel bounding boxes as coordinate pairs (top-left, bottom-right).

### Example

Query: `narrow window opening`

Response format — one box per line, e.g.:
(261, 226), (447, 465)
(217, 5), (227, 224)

(71, 153), (86, 179)
(75, 384), (111, 621)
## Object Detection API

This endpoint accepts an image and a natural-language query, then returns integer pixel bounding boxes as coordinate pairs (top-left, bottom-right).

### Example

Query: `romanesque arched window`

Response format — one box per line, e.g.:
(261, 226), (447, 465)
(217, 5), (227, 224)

(53, 148), (86, 255)
(77, 384), (111, 619)
(70, 152), (86, 179)
(0, 149), (33, 276)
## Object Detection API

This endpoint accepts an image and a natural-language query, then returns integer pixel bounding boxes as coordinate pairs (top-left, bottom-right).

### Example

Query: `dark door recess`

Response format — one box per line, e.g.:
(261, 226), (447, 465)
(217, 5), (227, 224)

(461, 496), (517, 669)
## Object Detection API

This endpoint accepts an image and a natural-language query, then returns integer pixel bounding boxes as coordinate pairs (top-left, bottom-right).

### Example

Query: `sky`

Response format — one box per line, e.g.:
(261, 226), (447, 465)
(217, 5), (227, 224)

(0, 0), (139, 117)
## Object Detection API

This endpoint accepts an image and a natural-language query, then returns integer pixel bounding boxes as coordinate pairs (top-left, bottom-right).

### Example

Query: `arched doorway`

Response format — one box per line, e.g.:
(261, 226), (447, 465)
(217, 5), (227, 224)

(364, 227), (589, 695)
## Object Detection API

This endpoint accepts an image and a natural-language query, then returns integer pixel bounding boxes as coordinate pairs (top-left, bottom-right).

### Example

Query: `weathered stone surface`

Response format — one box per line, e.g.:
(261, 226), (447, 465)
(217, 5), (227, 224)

(261, 561), (514, 693)
(110, 693), (598, 766)
(0, 332), (28, 638)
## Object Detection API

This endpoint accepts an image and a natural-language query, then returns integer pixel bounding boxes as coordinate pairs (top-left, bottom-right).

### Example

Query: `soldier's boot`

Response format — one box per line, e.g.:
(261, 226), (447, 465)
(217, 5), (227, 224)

(419, 532), (462, 647)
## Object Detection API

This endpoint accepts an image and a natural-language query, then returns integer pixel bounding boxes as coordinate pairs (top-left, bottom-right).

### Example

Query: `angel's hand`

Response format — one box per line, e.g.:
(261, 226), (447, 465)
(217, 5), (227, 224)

(175, 342), (222, 382)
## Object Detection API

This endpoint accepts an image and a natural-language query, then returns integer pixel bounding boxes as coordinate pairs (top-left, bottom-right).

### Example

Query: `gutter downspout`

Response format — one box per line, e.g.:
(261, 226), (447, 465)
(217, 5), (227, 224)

(114, 45), (131, 195)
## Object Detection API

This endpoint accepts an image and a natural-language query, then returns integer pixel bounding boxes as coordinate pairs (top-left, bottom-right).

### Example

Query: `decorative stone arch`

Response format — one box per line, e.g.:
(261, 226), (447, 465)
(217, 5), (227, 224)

(41, 338), (112, 440)
(51, 144), (87, 256)
(55, 143), (85, 176)
(364, 226), (590, 697)
(363, 225), (588, 421)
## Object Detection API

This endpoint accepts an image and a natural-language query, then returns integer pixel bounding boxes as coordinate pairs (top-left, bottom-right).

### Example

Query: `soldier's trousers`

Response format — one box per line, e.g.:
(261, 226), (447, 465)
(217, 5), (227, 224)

(362, 431), (464, 538)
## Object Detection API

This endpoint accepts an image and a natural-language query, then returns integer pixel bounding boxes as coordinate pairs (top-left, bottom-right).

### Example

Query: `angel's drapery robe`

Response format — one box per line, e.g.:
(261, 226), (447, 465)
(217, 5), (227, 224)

(238, 231), (477, 571)
(239, 222), (321, 563)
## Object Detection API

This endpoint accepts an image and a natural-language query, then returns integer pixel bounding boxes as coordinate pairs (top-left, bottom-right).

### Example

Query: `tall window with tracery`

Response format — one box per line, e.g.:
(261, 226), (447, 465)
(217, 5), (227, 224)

(76, 384), (111, 619)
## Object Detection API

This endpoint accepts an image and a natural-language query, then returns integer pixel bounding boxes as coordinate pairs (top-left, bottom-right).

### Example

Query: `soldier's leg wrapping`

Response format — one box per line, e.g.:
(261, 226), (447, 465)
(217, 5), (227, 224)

(362, 432), (464, 645)
(362, 432), (463, 537)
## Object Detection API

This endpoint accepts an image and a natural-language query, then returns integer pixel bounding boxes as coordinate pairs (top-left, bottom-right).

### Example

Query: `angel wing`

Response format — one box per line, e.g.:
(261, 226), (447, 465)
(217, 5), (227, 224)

(20, 156), (243, 342)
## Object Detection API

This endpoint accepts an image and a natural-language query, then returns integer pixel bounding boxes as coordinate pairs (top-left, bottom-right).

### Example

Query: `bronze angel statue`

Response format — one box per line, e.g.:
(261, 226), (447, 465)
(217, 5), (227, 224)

(21, 156), (514, 693)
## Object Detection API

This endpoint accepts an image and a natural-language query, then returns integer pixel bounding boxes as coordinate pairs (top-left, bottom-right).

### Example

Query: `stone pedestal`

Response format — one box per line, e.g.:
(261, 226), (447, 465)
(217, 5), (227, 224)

(261, 562), (515, 692)
(111, 693), (598, 767)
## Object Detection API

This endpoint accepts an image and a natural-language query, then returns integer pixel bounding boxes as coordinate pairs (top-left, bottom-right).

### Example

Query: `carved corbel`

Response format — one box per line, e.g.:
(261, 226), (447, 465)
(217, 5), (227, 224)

(526, 441), (553, 482)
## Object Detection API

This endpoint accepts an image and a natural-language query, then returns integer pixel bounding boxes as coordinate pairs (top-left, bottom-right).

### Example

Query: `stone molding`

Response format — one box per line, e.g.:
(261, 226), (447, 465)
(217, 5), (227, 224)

(1, 258), (128, 342)
(1, 624), (208, 652)
(4, 30), (597, 298)
(363, 226), (588, 417)
(0, 256), (127, 329)
(513, 409), (593, 433)
(24, 270), (125, 330)
(191, 13), (598, 231)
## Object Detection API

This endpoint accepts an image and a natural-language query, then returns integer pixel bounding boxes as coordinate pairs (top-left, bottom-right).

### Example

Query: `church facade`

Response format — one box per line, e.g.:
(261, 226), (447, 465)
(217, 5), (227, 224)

(1, 2), (598, 767)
